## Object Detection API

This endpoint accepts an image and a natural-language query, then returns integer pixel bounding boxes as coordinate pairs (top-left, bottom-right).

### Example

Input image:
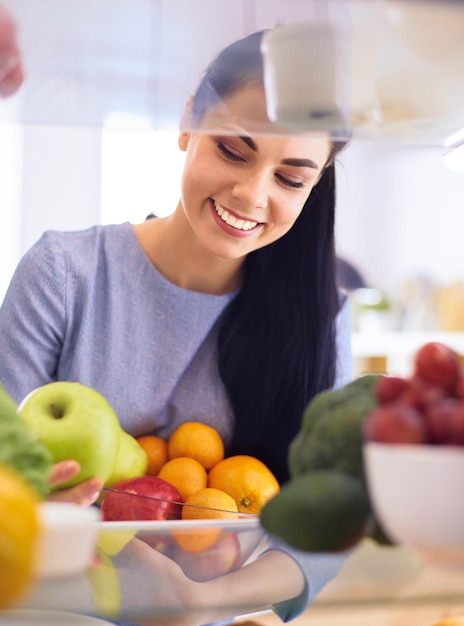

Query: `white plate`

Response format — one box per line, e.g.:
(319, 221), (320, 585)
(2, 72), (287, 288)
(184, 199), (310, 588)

(0, 609), (113, 625)
(96, 515), (260, 531)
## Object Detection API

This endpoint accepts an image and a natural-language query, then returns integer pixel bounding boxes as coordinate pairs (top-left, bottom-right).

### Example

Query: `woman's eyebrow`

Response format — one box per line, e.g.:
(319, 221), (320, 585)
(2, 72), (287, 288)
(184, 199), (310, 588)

(235, 133), (319, 169)
(237, 134), (258, 151)
(281, 157), (318, 170)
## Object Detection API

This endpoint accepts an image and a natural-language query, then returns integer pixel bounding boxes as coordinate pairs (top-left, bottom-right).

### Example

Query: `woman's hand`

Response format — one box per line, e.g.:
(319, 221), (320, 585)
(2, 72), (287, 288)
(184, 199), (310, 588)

(113, 537), (209, 626)
(47, 460), (103, 507)
(0, 3), (24, 97)
(110, 539), (304, 626)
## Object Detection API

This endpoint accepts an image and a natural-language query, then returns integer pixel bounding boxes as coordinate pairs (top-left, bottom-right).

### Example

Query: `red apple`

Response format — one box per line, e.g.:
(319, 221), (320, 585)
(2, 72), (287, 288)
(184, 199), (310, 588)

(400, 375), (445, 411)
(456, 372), (464, 399)
(424, 397), (464, 445)
(375, 375), (409, 405)
(363, 403), (427, 444)
(101, 476), (183, 522)
(174, 532), (242, 582)
(413, 342), (461, 391)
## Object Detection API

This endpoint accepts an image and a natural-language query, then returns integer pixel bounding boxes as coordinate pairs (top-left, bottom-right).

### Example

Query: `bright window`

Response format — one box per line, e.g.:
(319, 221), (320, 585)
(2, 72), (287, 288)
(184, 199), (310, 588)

(0, 122), (23, 303)
(101, 113), (186, 225)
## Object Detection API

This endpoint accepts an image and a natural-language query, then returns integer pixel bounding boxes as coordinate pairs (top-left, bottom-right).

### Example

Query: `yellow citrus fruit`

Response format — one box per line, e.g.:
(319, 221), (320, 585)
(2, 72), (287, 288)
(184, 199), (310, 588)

(430, 619), (464, 626)
(0, 463), (41, 608)
(175, 487), (239, 552)
(158, 457), (207, 501)
(136, 435), (169, 476)
(207, 455), (280, 514)
(168, 421), (224, 471)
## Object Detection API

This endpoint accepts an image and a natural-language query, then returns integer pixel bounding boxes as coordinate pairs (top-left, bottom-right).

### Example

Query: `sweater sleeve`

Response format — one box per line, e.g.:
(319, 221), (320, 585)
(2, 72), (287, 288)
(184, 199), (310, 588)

(334, 295), (353, 388)
(0, 231), (67, 403)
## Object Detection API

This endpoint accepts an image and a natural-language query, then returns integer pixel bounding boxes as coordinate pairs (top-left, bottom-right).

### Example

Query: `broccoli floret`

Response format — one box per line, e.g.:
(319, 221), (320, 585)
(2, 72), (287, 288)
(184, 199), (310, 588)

(288, 374), (380, 482)
(0, 384), (53, 497)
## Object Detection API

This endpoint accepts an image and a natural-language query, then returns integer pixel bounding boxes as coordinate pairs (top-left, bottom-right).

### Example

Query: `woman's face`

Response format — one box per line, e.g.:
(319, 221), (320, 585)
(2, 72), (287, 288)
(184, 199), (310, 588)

(178, 86), (331, 261)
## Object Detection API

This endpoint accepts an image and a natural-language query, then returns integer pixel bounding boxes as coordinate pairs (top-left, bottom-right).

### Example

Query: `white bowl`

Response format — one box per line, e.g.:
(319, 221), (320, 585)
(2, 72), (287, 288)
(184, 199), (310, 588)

(97, 491), (265, 581)
(96, 515), (265, 582)
(363, 442), (464, 568)
(37, 502), (100, 578)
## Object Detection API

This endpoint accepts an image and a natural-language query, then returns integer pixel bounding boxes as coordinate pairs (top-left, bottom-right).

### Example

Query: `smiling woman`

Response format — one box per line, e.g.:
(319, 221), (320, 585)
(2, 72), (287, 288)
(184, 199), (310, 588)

(168, 86), (331, 276)
(0, 29), (352, 625)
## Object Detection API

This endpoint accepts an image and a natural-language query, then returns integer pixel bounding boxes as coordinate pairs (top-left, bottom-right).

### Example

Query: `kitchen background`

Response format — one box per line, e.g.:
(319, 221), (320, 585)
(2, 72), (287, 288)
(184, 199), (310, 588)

(1, 0), (464, 375)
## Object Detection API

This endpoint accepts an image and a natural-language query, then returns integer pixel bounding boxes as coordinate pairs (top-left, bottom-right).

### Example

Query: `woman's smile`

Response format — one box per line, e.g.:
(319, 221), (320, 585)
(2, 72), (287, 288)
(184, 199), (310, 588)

(211, 199), (262, 236)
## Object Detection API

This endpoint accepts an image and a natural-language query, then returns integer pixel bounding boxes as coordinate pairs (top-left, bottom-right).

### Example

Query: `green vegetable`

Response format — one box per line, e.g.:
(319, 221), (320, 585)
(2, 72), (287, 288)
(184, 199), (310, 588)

(0, 384), (53, 497)
(262, 375), (392, 552)
(260, 470), (371, 552)
(288, 374), (380, 482)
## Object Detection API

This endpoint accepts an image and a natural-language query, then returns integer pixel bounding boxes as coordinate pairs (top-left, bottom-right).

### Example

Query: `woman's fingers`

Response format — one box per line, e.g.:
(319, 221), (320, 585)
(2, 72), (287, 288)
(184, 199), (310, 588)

(48, 476), (104, 507)
(48, 459), (81, 487)
(48, 460), (103, 506)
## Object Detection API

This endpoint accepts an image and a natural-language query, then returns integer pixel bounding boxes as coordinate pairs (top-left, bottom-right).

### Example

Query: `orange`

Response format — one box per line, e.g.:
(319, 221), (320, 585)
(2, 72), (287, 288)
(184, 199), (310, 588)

(136, 435), (169, 476)
(207, 455), (280, 514)
(168, 421), (224, 471)
(157, 457), (207, 501)
(174, 487), (239, 552)
(0, 463), (41, 608)
(182, 487), (239, 520)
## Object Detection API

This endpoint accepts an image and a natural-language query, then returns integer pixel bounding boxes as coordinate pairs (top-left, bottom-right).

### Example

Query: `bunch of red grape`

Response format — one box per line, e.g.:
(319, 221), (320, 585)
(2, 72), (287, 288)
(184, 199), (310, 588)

(364, 342), (464, 445)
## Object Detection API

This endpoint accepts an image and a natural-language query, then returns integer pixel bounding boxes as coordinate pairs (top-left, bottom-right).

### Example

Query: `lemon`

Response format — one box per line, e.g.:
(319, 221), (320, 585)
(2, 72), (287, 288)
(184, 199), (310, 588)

(0, 462), (41, 607)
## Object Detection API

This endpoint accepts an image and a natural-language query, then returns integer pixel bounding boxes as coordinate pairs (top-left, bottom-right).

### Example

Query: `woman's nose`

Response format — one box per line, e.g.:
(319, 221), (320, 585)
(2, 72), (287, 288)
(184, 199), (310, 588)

(231, 169), (269, 210)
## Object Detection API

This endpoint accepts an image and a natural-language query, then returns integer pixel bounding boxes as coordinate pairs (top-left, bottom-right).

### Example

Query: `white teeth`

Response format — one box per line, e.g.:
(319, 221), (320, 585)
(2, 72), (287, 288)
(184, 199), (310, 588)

(213, 200), (258, 231)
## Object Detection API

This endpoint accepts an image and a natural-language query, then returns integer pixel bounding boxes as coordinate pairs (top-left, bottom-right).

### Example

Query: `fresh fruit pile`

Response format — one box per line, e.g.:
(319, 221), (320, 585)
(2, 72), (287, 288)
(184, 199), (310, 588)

(102, 420), (280, 523)
(100, 421), (279, 581)
(4, 378), (277, 583)
(364, 342), (464, 445)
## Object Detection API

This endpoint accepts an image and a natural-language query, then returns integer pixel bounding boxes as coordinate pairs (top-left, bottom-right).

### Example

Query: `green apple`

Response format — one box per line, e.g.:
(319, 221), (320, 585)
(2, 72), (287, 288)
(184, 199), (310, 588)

(106, 430), (148, 487)
(18, 382), (121, 490)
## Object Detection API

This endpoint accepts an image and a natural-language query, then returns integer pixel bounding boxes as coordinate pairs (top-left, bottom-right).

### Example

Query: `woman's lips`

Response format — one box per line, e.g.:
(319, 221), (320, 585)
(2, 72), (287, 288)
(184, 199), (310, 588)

(212, 199), (260, 232)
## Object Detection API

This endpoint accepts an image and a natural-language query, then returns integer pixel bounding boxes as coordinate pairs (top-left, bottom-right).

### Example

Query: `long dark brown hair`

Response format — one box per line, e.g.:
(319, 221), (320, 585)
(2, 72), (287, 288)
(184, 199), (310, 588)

(192, 31), (346, 483)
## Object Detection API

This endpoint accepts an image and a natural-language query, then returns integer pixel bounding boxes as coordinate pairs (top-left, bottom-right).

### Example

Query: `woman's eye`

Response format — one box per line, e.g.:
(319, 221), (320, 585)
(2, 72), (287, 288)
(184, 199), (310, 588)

(217, 141), (245, 162)
(275, 173), (305, 189)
